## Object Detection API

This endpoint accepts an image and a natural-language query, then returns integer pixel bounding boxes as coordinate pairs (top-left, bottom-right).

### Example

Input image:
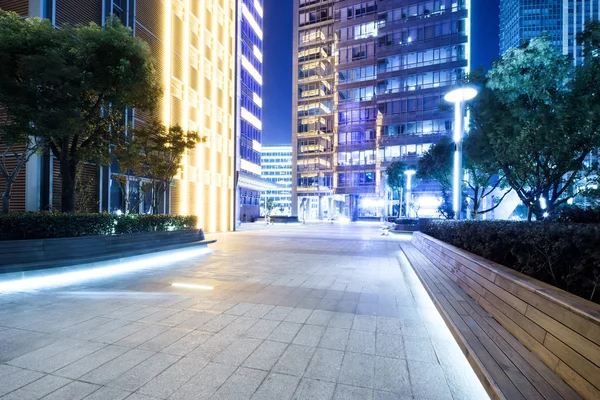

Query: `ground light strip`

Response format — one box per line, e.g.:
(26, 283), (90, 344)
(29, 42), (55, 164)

(171, 282), (214, 290)
(0, 247), (212, 293)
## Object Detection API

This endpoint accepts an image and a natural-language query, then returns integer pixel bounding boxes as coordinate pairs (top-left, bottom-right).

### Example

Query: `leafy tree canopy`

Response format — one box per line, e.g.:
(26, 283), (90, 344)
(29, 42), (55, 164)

(0, 11), (71, 212)
(0, 13), (162, 212)
(479, 34), (600, 219)
(385, 160), (409, 218)
(416, 136), (453, 191)
(416, 136), (455, 218)
(113, 120), (199, 214)
(385, 161), (408, 193)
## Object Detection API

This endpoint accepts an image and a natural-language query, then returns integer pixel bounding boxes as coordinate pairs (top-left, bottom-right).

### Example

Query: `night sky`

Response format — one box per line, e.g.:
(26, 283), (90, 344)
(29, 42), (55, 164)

(261, 0), (500, 145)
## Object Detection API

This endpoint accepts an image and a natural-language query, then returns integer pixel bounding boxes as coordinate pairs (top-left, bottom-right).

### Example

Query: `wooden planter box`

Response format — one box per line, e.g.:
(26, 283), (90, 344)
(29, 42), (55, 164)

(0, 229), (206, 273)
(393, 223), (420, 232)
(270, 216), (299, 223)
(412, 232), (600, 399)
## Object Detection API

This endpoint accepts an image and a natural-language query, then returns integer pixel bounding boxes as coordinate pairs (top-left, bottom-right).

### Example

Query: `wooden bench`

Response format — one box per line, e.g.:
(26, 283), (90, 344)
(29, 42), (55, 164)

(400, 241), (583, 400)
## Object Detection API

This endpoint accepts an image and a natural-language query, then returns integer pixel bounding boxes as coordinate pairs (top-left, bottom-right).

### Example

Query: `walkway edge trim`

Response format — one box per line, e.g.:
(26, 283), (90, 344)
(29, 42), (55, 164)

(398, 249), (506, 400)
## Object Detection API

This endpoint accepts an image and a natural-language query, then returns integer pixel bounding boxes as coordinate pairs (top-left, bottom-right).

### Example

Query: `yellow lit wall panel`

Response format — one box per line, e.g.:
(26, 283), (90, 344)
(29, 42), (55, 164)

(159, 0), (236, 232)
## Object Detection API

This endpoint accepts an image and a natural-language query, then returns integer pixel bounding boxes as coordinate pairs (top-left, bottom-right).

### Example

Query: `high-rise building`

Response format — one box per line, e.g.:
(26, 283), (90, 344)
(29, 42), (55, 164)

(0, 0), (252, 232)
(261, 145), (293, 216)
(292, 0), (470, 220)
(236, 0), (269, 223)
(500, 0), (600, 64)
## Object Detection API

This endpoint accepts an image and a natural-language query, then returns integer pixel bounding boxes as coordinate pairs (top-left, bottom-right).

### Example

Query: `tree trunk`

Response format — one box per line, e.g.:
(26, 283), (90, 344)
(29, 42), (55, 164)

(59, 154), (77, 213)
(152, 182), (162, 215)
(545, 204), (553, 219)
(473, 191), (483, 220)
(1, 150), (29, 214)
(527, 205), (533, 222)
(2, 179), (13, 214)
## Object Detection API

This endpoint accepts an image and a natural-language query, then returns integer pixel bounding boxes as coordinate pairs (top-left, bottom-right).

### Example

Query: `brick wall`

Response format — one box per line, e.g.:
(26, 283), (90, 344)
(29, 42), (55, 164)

(0, 0), (28, 15)
(55, 0), (102, 26)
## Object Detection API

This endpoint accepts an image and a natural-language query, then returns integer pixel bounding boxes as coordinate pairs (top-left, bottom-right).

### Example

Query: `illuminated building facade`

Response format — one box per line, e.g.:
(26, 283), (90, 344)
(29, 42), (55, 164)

(236, 0), (267, 222)
(156, 0), (238, 232)
(261, 145), (293, 216)
(0, 0), (239, 232)
(292, 0), (470, 219)
(500, 0), (600, 64)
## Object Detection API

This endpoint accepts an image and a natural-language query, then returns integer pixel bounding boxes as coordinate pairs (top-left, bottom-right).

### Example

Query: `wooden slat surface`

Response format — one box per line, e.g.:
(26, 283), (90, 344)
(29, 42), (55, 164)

(401, 242), (582, 400)
(411, 232), (600, 400)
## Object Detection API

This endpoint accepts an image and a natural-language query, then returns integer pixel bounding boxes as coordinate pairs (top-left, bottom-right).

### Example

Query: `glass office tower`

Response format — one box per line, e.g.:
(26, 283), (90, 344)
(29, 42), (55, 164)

(500, 0), (600, 64)
(236, 0), (266, 222)
(292, 0), (337, 220)
(292, 0), (470, 220)
(261, 145), (293, 216)
(500, 0), (563, 54)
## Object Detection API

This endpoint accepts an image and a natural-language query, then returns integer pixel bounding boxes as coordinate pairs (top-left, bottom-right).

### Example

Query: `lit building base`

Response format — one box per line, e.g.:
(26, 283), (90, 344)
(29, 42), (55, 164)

(296, 194), (348, 221)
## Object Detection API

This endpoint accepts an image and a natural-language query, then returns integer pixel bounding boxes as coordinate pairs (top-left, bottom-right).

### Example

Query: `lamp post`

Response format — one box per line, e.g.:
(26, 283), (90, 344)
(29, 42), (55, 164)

(444, 87), (478, 220)
(404, 170), (416, 218)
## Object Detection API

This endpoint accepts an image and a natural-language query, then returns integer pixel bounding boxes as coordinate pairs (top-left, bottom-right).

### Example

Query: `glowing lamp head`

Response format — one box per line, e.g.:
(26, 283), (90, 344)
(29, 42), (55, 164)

(404, 170), (416, 176)
(444, 87), (478, 103)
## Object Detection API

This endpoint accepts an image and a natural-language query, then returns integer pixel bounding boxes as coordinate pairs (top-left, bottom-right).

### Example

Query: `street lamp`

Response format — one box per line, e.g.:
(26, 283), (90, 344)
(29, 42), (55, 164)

(444, 87), (478, 220)
(404, 170), (416, 217)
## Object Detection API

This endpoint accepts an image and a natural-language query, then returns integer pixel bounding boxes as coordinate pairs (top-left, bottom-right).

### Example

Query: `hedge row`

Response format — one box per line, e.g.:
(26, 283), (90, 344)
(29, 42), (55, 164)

(420, 220), (600, 304)
(394, 218), (420, 225)
(0, 213), (198, 240)
(552, 206), (600, 223)
(116, 215), (197, 234)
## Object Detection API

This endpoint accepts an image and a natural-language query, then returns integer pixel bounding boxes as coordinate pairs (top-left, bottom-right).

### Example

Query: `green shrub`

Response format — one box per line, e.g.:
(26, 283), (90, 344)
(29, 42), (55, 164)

(114, 214), (197, 234)
(551, 206), (600, 223)
(0, 213), (198, 240)
(420, 220), (600, 304)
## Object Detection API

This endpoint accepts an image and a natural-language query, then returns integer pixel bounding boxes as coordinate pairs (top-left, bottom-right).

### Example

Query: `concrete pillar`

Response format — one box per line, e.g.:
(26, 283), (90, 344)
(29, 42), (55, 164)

(98, 166), (110, 212)
(25, 152), (41, 211)
(350, 195), (359, 222)
(28, 0), (44, 17)
(318, 195), (323, 220)
(39, 153), (52, 211)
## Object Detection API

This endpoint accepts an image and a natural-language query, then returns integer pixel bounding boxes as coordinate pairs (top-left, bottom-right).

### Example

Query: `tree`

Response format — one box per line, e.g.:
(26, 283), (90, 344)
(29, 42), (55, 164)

(40, 17), (161, 213)
(462, 129), (512, 219)
(0, 12), (68, 213)
(417, 136), (455, 219)
(263, 197), (276, 222)
(111, 130), (145, 213)
(575, 22), (600, 205)
(484, 35), (600, 220)
(385, 161), (408, 217)
(122, 121), (199, 214)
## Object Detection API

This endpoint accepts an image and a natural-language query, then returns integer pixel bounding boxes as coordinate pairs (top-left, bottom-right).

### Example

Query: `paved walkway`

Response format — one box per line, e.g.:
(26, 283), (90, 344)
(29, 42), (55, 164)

(0, 223), (488, 400)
